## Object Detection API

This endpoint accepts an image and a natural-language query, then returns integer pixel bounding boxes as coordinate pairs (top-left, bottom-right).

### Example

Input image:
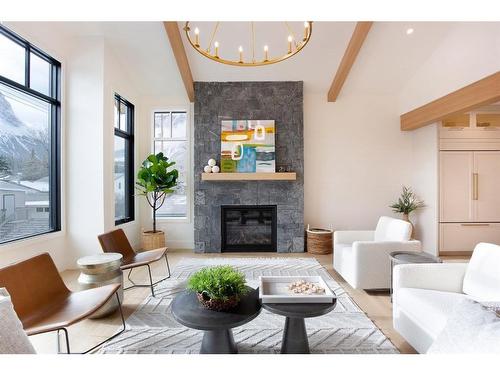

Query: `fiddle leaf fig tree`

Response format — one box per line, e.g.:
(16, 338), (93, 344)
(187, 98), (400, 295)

(136, 152), (179, 233)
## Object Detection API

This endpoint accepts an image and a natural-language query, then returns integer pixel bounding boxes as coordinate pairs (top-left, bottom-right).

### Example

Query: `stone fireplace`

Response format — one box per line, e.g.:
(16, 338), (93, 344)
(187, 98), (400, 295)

(194, 81), (304, 253)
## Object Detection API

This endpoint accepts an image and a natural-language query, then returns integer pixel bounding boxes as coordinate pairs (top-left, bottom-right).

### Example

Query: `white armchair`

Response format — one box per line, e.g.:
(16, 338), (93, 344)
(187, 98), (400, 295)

(333, 216), (421, 290)
(393, 242), (500, 353)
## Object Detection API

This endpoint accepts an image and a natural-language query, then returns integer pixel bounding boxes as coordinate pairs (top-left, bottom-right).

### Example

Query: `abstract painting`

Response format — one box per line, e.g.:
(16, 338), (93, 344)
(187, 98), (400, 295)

(220, 120), (275, 173)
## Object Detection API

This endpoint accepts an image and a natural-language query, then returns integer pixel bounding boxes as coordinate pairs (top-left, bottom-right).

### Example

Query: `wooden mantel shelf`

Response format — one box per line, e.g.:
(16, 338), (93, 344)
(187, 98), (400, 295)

(201, 172), (297, 181)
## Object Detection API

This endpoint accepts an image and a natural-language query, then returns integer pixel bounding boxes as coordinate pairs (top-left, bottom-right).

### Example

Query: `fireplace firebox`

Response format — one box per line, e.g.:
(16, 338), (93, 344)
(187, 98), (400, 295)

(221, 205), (277, 252)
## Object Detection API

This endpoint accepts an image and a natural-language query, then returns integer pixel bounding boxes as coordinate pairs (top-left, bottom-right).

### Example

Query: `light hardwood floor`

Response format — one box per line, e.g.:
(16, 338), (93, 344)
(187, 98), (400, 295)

(29, 250), (467, 354)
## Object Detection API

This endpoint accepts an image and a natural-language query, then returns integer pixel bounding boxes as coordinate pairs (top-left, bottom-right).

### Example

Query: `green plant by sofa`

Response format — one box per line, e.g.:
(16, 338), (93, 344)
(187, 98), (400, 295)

(390, 186), (425, 220)
(187, 266), (249, 311)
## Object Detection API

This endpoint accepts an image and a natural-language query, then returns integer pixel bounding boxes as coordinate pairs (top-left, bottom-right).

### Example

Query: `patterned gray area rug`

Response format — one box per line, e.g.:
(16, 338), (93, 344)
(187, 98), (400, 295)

(99, 257), (398, 354)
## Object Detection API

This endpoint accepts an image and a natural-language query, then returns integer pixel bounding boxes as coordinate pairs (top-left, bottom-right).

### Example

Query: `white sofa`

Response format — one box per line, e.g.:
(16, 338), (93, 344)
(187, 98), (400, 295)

(333, 216), (421, 289)
(393, 242), (500, 353)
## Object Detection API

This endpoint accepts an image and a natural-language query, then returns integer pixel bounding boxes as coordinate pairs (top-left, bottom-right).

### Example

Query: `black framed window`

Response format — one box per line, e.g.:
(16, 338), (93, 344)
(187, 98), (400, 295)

(153, 111), (188, 218)
(114, 94), (134, 225)
(0, 25), (61, 244)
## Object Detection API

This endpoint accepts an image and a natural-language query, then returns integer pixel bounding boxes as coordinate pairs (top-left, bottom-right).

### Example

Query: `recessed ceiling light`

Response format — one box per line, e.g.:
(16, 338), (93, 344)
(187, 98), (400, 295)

(406, 28), (414, 35)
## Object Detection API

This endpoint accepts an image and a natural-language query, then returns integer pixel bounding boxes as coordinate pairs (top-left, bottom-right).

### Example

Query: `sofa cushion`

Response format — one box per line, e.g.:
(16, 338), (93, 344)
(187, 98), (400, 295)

(396, 287), (471, 340)
(463, 242), (500, 301)
(0, 288), (36, 354)
(374, 216), (412, 242)
(427, 299), (500, 353)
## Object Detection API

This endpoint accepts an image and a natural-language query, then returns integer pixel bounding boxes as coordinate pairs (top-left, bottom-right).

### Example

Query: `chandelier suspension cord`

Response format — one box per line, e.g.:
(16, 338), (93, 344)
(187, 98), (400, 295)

(251, 22), (256, 63)
(207, 22), (220, 52)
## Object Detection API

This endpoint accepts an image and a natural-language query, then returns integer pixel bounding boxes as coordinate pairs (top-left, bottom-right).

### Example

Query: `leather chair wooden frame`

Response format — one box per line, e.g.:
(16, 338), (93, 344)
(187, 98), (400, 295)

(98, 229), (171, 297)
(0, 253), (126, 354)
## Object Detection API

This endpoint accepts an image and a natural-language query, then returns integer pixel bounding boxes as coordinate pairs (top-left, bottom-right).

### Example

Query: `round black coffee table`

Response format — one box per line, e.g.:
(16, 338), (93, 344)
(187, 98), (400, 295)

(262, 299), (337, 354)
(171, 287), (261, 354)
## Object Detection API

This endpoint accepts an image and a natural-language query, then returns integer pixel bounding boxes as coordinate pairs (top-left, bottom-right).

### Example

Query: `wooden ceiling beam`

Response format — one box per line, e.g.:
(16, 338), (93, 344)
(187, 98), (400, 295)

(327, 21), (373, 102)
(401, 71), (500, 131)
(163, 22), (195, 103)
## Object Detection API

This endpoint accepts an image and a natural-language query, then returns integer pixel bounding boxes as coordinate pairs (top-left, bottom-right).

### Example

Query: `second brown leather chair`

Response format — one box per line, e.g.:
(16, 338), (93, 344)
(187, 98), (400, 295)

(98, 228), (170, 297)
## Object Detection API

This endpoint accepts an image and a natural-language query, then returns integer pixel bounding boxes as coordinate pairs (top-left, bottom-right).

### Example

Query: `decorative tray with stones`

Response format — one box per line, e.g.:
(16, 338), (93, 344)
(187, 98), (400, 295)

(259, 276), (335, 303)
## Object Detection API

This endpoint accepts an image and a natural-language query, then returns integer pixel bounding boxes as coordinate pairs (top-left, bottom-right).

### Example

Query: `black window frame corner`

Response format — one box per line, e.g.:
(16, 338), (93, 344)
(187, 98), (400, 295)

(114, 93), (135, 226)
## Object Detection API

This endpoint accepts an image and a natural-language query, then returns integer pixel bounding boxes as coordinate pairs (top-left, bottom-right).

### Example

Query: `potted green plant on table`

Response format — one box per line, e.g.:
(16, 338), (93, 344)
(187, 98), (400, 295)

(390, 186), (425, 236)
(187, 266), (249, 312)
(136, 152), (178, 250)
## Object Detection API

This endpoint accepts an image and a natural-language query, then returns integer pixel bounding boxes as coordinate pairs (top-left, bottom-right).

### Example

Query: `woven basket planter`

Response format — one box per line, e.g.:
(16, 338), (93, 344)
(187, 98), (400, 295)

(197, 292), (240, 312)
(141, 230), (166, 251)
(306, 226), (333, 255)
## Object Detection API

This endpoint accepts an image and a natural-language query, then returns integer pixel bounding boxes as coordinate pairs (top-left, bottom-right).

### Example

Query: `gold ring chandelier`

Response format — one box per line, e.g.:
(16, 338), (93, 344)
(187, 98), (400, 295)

(184, 22), (313, 67)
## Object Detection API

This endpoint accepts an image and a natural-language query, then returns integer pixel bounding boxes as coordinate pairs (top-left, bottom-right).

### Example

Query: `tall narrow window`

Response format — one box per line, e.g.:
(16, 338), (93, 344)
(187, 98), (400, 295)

(153, 111), (188, 218)
(114, 94), (134, 225)
(0, 25), (61, 244)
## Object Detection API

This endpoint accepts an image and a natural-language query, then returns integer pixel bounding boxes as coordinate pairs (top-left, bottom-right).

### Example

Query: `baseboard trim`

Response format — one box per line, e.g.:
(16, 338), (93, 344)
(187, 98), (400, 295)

(166, 240), (195, 250)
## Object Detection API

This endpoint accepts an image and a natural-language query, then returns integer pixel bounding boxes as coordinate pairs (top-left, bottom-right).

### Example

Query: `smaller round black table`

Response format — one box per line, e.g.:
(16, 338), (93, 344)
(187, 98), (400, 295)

(262, 299), (337, 354)
(171, 287), (261, 354)
(389, 251), (442, 301)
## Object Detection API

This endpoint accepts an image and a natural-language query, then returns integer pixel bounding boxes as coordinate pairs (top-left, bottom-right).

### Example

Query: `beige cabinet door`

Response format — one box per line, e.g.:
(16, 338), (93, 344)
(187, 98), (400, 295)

(474, 151), (500, 222)
(440, 223), (500, 254)
(440, 151), (474, 222)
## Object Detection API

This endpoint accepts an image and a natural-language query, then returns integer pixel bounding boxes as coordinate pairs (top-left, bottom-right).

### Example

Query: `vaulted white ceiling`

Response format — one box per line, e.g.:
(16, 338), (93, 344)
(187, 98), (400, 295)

(24, 21), (476, 99)
(180, 21), (456, 96)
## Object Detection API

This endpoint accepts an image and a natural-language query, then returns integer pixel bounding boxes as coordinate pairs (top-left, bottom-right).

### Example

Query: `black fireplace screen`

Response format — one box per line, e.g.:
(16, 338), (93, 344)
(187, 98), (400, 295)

(221, 205), (277, 252)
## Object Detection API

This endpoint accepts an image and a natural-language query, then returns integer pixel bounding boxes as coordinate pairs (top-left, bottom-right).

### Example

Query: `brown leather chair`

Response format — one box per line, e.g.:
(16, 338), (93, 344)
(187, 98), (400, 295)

(98, 229), (170, 297)
(0, 253), (126, 354)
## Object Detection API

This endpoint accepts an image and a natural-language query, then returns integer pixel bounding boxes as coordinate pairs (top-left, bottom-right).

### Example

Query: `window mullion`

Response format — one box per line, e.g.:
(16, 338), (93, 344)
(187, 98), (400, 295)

(25, 45), (30, 88)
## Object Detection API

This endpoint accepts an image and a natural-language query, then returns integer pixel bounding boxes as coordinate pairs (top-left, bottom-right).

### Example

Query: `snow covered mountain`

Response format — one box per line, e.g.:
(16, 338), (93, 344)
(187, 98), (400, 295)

(0, 91), (46, 161)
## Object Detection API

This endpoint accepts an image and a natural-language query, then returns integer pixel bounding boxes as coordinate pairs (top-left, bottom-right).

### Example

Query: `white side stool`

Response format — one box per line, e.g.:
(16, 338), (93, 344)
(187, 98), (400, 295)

(77, 253), (124, 318)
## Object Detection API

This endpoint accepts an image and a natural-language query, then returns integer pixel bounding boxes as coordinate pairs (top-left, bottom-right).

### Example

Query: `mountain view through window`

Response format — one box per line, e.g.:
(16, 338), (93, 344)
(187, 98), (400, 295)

(0, 26), (60, 243)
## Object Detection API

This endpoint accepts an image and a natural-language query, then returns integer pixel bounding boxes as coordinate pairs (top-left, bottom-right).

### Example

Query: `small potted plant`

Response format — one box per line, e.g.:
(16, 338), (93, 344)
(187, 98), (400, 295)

(390, 186), (425, 235)
(187, 265), (249, 312)
(136, 152), (178, 250)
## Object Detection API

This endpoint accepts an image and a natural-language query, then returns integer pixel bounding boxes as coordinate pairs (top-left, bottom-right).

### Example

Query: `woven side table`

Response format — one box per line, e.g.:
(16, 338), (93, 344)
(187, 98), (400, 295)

(77, 253), (124, 318)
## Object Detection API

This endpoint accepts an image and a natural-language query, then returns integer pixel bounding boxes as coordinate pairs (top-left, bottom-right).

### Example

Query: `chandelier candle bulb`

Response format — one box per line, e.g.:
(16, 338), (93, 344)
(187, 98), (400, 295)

(194, 27), (200, 46)
(264, 45), (269, 61)
(304, 21), (309, 40)
(238, 46), (243, 63)
(214, 41), (219, 58)
(287, 35), (293, 54)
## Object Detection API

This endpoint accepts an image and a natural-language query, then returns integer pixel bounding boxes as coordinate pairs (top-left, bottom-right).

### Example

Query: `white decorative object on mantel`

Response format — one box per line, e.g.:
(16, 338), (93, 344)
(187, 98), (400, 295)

(211, 165), (220, 173)
(208, 158), (216, 167)
(203, 165), (212, 173)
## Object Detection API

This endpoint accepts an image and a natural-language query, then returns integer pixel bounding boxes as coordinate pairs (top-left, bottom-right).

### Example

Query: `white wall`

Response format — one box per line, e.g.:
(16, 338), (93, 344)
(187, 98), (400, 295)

(65, 36), (106, 264)
(137, 95), (194, 250)
(410, 124), (439, 255)
(103, 44), (142, 249)
(304, 92), (414, 232)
